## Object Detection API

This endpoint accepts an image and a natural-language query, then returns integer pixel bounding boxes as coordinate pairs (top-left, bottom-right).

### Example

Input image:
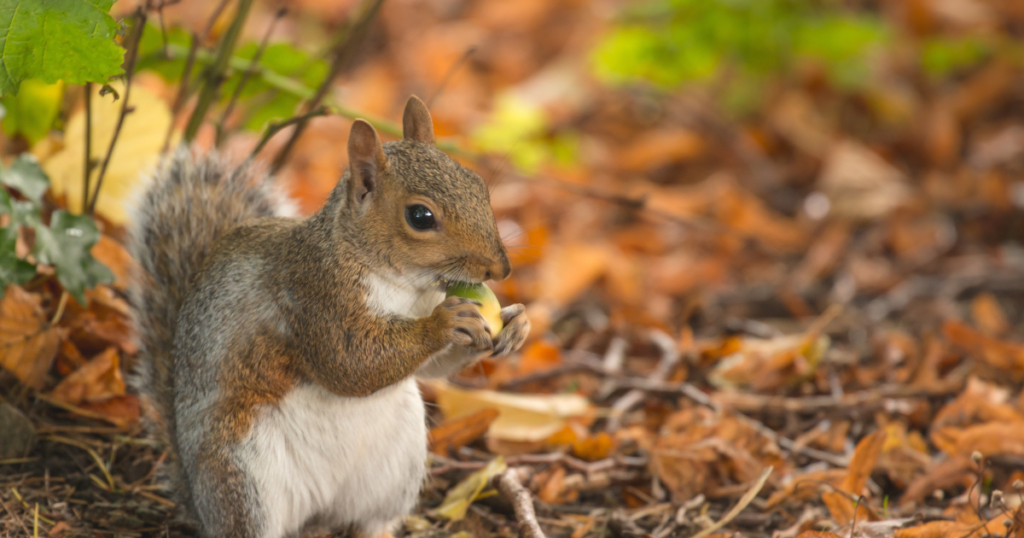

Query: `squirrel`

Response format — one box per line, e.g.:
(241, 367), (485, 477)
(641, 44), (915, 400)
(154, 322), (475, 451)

(127, 96), (530, 538)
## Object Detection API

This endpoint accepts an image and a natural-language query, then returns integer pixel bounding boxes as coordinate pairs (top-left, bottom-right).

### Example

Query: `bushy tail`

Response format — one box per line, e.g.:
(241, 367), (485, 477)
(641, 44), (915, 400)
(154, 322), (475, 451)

(127, 149), (291, 502)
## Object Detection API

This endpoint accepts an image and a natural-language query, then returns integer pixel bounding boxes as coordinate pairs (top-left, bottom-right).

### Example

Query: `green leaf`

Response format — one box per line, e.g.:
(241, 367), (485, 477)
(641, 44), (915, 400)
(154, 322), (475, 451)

(0, 231), (35, 291)
(0, 0), (125, 96)
(0, 153), (51, 205)
(0, 79), (64, 143)
(33, 210), (113, 305)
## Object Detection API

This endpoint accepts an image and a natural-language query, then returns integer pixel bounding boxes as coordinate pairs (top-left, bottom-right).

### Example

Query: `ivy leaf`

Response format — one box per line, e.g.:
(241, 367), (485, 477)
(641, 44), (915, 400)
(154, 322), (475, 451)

(0, 0), (125, 96)
(0, 153), (50, 204)
(0, 233), (35, 291)
(33, 210), (113, 305)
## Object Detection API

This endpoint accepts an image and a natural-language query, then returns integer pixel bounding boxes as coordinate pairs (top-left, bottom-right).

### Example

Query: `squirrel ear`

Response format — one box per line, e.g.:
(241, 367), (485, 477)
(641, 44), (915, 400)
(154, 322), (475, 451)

(347, 119), (387, 212)
(402, 96), (434, 145)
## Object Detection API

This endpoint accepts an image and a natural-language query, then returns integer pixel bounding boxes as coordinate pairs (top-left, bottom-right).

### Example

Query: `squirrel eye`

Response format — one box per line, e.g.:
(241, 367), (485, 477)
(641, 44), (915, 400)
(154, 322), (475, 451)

(405, 204), (437, 231)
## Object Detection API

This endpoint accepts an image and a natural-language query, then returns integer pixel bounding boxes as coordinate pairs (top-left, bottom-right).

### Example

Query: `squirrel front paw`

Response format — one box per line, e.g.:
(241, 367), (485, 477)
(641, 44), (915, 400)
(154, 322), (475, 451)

(434, 296), (494, 353)
(493, 304), (530, 357)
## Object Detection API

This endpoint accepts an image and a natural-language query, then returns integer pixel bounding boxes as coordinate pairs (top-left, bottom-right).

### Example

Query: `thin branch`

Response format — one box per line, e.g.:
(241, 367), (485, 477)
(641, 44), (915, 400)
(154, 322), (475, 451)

(690, 466), (772, 538)
(215, 7), (287, 147)
(88, 8), (147, 215)
(183, 0), (255, 142)
(82, 82), (92, 214)
(492, 467), (547, 538)
(270, 0), (386, 173)
(427, 46), (476, 107)
(201, 0), (233, 42)
(161, 31), (199, 155)
(249, 106), (329, 159)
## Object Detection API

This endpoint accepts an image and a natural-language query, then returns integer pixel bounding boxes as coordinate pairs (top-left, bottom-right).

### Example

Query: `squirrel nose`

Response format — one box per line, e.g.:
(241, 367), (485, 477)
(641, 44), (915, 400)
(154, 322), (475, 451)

(486, 256), (512, 282)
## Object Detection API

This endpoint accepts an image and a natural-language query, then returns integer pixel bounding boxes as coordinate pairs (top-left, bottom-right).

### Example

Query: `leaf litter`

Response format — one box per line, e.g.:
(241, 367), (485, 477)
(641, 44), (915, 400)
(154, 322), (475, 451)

(5, 0), (1024, 537)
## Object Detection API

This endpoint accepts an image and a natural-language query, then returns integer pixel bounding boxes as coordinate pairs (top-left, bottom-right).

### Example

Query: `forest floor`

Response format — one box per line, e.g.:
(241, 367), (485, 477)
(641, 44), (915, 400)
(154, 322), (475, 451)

(4, 0), (1024, 537)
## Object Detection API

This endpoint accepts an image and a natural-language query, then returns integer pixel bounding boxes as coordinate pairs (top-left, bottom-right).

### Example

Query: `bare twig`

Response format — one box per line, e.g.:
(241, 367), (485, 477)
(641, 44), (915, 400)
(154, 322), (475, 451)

(690, 466), (772, 538)
(183, 0), (255, 142)
(201, 0), (233, 42)
(82, 82), (93, 214)
(270, 0), (385, 173)
(427, 46), (477, 107)
(215, 7), (287, 147)
(493, 467), (547, 538)
(249, 106), (330, 159)
(88, 8), (147, 215)
(161, 32), (199, 155)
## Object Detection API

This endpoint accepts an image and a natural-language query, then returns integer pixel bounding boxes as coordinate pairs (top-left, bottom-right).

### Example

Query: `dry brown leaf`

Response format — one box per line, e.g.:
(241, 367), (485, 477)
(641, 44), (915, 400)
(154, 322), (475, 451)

(899, 455), (974, 508)
(50, 347), (126, 405)
(431, 381), (592, 442)
(931, 422), (1024, 458)
(429, 408), (500, 456)
(943, 319), (1024, 378)
(971, 293), (1009, 337)
(615, 128), (706, 172)
(536, 243), (610, 307)
(0, 286), (63, 389)
(817, 140), (911, 220)
(822, 430), (885, 525)
(90, 236), (134, 291)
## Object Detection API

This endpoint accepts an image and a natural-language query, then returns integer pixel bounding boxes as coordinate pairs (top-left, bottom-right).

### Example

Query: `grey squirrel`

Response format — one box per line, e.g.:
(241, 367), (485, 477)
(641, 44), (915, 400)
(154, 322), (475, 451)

(127, 96), (530, 538)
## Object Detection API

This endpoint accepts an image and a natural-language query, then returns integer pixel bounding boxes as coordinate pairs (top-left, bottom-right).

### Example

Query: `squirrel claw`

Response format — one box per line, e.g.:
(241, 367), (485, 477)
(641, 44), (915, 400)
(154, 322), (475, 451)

(492, 304), (529, 357)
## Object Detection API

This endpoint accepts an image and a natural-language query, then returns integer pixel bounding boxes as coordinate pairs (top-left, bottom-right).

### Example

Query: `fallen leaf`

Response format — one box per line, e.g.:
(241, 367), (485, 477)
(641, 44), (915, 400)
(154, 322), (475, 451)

(971, 293), (1009, 337)
(614, 128), (706, 171)
(434, 456), (506, 521)
(817, 140), (911, 220)
(50, 347), (126, 405)
(431, 380), (592, 442)
(0, 285), (62, 388)
(429, 408), (500, 456)
(43, 80), (174, 223)
(822, 430), (885, 525)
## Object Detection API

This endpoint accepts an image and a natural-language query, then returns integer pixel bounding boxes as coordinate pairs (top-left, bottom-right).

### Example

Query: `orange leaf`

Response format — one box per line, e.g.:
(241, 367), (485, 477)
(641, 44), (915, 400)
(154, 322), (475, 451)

(80, 394), (140, 428)
(943, 320), (1024, 378)
(90, 235), (133, 291)
(971, 293), (1009, 337)
(517, 341), (561, 376)
(50, 347), (126, 405)
(795, 533), (844, 538)
(429, 408), (500, 456)
(572, 432), (615, 461)
(0, 286), (63, 389)
(823, 430), (885, 524)
(537, 243), (610, 308)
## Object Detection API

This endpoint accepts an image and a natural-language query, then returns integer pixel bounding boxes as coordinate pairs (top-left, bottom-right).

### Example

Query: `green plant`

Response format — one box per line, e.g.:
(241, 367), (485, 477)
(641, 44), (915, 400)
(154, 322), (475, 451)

(591, 0), (889, 111)
(0, 155), (112, 303)
(0, 0), (125, 96)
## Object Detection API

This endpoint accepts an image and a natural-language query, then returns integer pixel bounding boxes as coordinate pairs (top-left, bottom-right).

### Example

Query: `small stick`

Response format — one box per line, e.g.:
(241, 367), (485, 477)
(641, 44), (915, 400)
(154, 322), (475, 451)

(427, 45), (476, 107)
(215, 7), (287, 147)
(162, 31), (199, 155)
(82, 82), (93, 214)
(690, 466), (772, 538)
(249, 106), (329, 159)
(492, 467), (546, 538)
(183, 0), (255, 142)
(89, 8), (147, 215)
(270, 0), (385, 173)
(201, 0), (233, 42)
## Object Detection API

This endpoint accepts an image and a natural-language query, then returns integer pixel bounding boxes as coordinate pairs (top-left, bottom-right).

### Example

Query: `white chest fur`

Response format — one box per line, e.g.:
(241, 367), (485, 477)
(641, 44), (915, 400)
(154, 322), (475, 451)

(241, 380), (427, 538)
(363, 271), (445, 319)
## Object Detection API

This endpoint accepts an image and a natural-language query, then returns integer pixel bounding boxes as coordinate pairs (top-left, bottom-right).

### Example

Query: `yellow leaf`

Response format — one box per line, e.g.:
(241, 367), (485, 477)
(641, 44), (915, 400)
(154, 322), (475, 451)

(434, 456), (507, 521)
(432, 381), (592, 442)
(42, 81), (174, 223)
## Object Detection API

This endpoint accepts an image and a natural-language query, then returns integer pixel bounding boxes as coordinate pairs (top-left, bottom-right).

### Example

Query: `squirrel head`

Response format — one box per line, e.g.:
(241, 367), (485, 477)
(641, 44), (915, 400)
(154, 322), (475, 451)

(337, 96), (511, 285)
